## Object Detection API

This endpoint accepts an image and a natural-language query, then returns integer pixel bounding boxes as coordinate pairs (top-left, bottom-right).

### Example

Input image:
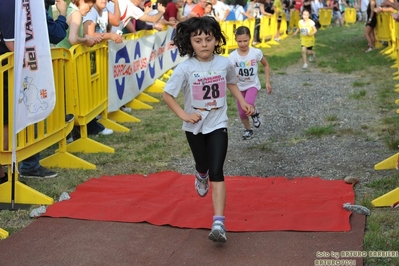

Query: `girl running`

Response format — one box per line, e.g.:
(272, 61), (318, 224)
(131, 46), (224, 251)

(229, 26), (272, 140)
(293, 9), (317, 69)
(163, 16), (254, 243)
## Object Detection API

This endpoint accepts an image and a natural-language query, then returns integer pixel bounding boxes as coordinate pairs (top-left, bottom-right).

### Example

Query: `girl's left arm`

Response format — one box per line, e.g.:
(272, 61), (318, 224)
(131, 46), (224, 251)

(260, 57), (272, 94)
(227, 83), (255, 116)
(311, 25), (317, 35)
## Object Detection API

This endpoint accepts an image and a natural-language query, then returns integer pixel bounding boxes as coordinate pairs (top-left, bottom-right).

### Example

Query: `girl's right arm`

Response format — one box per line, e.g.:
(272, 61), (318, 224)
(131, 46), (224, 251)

(163, 92), (202, 124)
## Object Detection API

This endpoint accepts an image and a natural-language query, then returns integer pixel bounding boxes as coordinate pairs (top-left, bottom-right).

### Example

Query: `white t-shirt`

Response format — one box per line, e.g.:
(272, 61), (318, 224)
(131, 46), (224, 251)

(229, 47), (263, 91)
(213, 1), (229, 20)
(164, 55), (237, 135)
(106, 0), (144, 32)
(232, 5), (245, 21)
(360, 0), (369, 12)
(83, 8), (109, 33)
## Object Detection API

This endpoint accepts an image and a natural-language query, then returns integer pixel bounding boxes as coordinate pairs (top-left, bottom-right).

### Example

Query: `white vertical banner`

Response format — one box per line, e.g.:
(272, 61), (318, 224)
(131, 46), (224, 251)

(13, 0), (55, 135)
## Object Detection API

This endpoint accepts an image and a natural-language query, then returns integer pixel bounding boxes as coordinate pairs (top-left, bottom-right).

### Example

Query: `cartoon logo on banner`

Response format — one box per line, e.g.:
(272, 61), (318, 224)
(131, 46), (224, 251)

(114, 46), (131, 99)
(134, 42), (146, 91)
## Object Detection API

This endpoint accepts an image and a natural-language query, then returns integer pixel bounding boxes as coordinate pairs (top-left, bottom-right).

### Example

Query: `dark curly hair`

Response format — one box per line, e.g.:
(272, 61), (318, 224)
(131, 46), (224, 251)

(173, 16), (227, 57)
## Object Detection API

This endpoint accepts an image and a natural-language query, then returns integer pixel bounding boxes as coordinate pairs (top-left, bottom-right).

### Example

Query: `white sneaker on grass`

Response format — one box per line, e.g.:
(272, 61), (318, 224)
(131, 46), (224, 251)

(195, 172), (209, 197)
(208, 220), (227, 243)
(99, 128), (113, 135)
(302, 63), (308, 69)
(120, 106), (132, 113)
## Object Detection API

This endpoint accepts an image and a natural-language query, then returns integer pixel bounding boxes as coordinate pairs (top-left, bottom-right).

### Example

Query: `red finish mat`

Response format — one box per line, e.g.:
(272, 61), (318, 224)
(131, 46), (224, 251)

(43, 171), (355, 232)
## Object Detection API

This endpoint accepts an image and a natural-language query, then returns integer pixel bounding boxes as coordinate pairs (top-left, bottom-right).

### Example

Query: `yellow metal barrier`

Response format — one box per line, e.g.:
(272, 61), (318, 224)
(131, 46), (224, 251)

(266, 14), (280, 45)
(66, 42), (121, 154)
(279, 12), (288, 40)
(289, 9), (300, 34)
(220, 20), (238, 56)
(240, 18), (256, 43)
(42, 48), (95, 169)
(373, 16), (399, 207)
(0, 48), (81, 205)
(220, 19), (257, 55)
(344, 7), (357, 26)
(375, 12), (394, 53)
(258, 16), (274, 48)
(318, 8), (333, 29)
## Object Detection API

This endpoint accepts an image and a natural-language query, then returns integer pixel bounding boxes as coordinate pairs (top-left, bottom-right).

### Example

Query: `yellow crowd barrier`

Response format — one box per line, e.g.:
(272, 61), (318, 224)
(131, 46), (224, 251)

(0, 48), (80, 206)
(221, 20), (238, 56)
(344, 8), (357, 26)
(373, 13), (399, 207)
(289, 9), (300, 34)
(66, 42), (122, 155)
(318, 8), (333, 29)
(258, 15), (276, 48)
(375, 12), (395, 55)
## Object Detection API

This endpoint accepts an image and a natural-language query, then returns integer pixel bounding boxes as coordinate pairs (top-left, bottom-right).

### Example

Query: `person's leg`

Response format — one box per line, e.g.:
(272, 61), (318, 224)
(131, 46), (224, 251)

(365, 26), (374, 48)
(237, 91), (249, 129)
(301, 46), (308, 67)
(207, 128), (228, 242)
(307, 47), (315, 59)
(20, 153), (41, 172)
(185, 131), (210, 196)
(237, 91), (254, 139)
(19, 153), (57, 178)
(87, 119), (102, 135)
(244, 87), (261, 128)
(370, 27), (376, 48)
(275, 20), (281, 40)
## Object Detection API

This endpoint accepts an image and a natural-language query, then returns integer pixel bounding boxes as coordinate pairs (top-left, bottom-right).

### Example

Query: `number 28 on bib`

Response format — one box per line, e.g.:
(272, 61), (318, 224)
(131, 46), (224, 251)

(191, 72), (226, 110)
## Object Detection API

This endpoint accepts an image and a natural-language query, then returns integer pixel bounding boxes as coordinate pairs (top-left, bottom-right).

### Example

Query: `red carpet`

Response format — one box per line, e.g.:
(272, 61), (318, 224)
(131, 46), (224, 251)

(44, 171), (354, 232)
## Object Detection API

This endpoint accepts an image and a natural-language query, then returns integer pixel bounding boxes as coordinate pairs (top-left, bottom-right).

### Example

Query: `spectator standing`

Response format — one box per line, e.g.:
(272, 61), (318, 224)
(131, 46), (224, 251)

(106, 0), (166, 33)
(162, 0), (185, 27)
(58, 0), (114, 138)
(83, 0), (123, 43)
(329, 0), (345, 26)
(273, 0), (283, 41)
(204, 2), (220, 20)
(360, 0), (370, 21)
(211, 0), (231, 21)
(264, 0), (275, 15)
(247, 0), (264, 44)
(187, 0), (208, 17)
(227, 0), (254, 21)
(364, 0), (376, 51)
(183, 0), (197, 16)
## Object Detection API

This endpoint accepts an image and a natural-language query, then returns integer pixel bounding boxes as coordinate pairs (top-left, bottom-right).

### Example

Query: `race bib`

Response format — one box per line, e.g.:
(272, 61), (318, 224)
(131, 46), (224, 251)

(191, 71), (226, 109)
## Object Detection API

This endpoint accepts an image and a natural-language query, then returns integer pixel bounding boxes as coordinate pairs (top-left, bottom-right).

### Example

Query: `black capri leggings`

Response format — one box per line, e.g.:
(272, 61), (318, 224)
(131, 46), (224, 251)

(185, 128), (228, 182)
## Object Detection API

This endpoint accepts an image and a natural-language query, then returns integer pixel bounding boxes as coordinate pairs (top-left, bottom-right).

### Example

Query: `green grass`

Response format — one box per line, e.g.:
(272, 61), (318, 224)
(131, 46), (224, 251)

(2, 22), (399, 265)
(305, 124), (336, 137)
(349, 89), (367, 99)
